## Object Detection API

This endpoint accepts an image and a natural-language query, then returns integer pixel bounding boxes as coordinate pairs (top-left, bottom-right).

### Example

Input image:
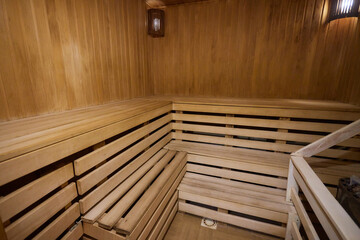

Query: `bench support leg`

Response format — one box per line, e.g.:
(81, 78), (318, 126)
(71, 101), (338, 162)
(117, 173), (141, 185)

(286, 160), (298, 202)
(285, 212), (300, 240)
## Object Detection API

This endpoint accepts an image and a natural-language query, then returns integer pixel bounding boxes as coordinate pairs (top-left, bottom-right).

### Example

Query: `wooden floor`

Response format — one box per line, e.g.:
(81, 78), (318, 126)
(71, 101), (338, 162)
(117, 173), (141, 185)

(164, 212), (281, 240)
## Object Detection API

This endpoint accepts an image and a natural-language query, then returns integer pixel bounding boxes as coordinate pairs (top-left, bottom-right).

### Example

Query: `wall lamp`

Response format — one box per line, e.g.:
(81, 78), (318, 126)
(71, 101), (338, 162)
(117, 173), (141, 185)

(329, 0), (360, 21)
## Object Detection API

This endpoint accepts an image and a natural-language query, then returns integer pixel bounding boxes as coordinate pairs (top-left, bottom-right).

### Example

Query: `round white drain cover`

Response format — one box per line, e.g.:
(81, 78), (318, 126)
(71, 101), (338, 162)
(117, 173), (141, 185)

(201, 218), (217, 230)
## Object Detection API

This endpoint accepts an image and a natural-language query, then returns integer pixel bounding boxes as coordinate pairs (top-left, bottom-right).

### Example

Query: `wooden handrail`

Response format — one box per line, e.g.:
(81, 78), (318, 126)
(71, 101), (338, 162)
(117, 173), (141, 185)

(294, 119), (360, 157)
(291, 155), (360, 240)
(290, 188), (319, 240)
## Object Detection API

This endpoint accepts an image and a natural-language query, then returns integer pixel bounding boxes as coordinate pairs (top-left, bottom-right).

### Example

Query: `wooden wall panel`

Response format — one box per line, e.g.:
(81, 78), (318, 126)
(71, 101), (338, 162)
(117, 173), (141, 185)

(148, 0), (360, 105)
(0, 0), (151, 121)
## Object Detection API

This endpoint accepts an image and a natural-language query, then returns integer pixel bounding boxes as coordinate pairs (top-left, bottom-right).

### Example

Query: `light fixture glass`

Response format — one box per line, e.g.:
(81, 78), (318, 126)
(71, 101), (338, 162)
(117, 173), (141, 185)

(153, 18), (161, 32)
(329, 0), (360, 21)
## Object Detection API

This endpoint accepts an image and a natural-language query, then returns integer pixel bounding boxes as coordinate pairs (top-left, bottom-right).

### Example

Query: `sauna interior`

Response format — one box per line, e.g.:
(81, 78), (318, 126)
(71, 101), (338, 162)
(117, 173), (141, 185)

(0, 0), (360, 239)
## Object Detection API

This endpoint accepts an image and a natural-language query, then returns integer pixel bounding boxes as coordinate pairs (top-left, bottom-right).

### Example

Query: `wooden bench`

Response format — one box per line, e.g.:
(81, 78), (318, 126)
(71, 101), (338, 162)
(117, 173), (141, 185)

(0, 97), (359, 240)
(82, 150), (186, 240)
(0, 99), (173, 240)
(170, 98), (360, 195)
(165, 141), (292, 238)
(165, 97), (360, 238)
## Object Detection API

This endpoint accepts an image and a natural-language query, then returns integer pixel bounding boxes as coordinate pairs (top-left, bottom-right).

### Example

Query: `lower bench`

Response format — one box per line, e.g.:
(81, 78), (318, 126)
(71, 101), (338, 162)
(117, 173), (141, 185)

(165, 140), (296, 238)
(81, 150), (187, 240)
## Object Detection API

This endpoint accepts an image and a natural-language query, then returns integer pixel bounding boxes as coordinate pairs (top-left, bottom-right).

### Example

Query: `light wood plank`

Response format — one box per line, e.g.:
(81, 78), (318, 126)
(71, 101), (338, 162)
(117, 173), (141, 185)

(79, 134), (171, 214)
(172, 113), (346, 133)
(290, 188), (319, 240)
(295, 119), (360, 157)
(292, 156), (360, 240)
(5, 183), (77, 240)
(293, 168), (341, 240)
(173, 132), (360, 161)
(186, 163), (288, 188)
(116, 152), (187, 234)
(185, 172), (286, 196)
(0, 163), (73, 222)
(290, 222), (302, 240)
(179, 202), (286, 238)
(0, 102), (169, 161)
(178, 183), (293, 213)
(173, 122), (360, 148)
(143, 191), (178, 240)
(82, 149), (168, 223)
(77, 124), (172, 194)
(128, 166), (186, 240)
(181, 177), (286, 204)
(61, 222), (83, 240)
(173, 103), (360, 121)
(165, 140), (290, 166)
(187, 154), (288, 177)
(83, 222), (125, 240)
(179, 191), (288, 223)
(156, 203), (177, 240)
(75, 114), (171, 175)
(97, 150), (178, 230)
(34, 203), (80, 240)
(0, 104), (172, 186)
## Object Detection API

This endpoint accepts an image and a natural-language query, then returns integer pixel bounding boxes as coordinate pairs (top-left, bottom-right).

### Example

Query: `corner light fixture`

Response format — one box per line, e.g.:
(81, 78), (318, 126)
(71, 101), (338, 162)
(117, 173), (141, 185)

(329, 0), (360, 21)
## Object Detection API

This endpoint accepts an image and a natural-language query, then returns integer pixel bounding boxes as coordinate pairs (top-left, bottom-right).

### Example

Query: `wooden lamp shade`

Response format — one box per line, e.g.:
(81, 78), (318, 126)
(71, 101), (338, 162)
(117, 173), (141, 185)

(148, 9), (165, 37)
(329, 0), (360, 21)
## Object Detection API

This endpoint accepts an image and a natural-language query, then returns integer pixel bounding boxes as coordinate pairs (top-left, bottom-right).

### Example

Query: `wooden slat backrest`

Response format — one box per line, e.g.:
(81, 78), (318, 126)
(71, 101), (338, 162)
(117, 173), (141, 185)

(172, 101), (360, 162)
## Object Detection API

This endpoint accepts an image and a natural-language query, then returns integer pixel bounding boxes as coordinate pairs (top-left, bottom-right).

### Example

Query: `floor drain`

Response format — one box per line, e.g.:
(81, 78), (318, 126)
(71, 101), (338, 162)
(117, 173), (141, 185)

(201, 218), (217, 230)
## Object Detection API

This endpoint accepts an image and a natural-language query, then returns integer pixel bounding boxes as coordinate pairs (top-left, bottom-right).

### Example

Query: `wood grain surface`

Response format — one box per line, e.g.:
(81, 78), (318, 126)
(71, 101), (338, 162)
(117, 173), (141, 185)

(0, 0), (151, 121)
(148, 0), (360, 105)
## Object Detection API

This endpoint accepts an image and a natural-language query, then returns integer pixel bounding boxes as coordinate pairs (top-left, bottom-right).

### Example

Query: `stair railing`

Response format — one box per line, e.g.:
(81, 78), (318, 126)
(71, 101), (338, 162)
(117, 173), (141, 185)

(285, 119), (360, 240)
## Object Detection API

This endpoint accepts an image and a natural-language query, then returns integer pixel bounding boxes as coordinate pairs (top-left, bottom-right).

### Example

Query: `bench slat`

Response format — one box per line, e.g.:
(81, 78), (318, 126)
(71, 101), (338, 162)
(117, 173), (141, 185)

(187, 163), (288, 189)
(97, 151), (177, 230)
(174, 132), (360, 161)
(147, 192), (178, 240)
(33, 203), (80, 240)
(77, 124), (172, 194)
(132, 167), (185, 240)
(173, 103), (360, 121)
(0, 101), (170, 162)
(5, 183), (77, 240)
(116, 152), (187, 234)
(0, 105), (171, 186)
(185, 172), (286, 196)
(60, 222), (83, 240)
(179, 202), (286, 238)
(82, 149), (169, 223)
(74, 114), (171, 175)
(187, 154), (288, 177)
(179, 191), (288, 223)
(0, 163), (73, 222)
(173, 122), (360, 148)
(79, 134), (171, 214)
(178, 183), (293, 213)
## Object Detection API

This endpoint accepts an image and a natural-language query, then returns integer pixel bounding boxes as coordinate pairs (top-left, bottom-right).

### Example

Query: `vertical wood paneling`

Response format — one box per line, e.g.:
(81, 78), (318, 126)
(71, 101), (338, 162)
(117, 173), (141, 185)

(0, 0), (150, 121)
(148, 0), (360, 105)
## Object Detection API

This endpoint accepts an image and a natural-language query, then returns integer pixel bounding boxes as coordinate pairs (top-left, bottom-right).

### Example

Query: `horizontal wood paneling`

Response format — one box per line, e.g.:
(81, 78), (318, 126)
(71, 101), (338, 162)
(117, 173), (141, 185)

(0, 0), (151, 121)
(148, 0), (360, 105)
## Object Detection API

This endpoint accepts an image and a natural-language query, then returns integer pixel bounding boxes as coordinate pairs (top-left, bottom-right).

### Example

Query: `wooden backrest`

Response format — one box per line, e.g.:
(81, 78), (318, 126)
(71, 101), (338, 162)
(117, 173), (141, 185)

(172, 99), (360, 162)
(0, 99), (172, 240)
